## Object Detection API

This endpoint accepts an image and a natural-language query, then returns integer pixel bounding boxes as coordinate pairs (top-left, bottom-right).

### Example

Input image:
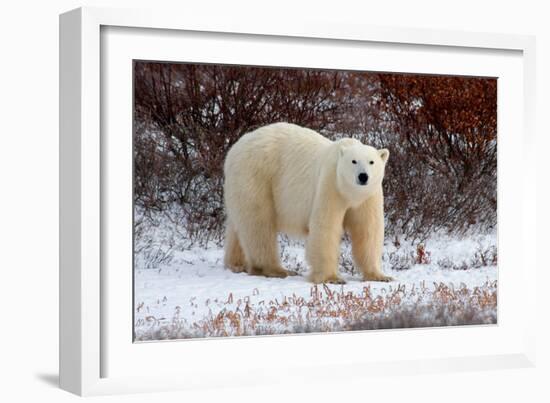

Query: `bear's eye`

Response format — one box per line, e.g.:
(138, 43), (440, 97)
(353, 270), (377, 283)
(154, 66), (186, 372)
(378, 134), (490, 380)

(352, 160), (357, 164)
(369, 161), (374, 165)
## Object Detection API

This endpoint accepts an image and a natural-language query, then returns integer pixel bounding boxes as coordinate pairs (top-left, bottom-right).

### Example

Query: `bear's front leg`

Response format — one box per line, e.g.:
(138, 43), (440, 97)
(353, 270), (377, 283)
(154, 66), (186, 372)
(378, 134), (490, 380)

(344, 190), (394, 282)
(306, 192), (347, 284)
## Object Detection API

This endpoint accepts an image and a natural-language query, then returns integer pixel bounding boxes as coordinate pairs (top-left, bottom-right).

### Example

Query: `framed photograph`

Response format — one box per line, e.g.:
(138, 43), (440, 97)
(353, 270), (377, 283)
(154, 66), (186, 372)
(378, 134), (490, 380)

(60, 6), (537, 396)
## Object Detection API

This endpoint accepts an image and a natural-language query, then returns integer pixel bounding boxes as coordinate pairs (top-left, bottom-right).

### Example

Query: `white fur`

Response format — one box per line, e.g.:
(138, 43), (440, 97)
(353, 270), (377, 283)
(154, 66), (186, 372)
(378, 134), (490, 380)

(223, 122), (392, 283)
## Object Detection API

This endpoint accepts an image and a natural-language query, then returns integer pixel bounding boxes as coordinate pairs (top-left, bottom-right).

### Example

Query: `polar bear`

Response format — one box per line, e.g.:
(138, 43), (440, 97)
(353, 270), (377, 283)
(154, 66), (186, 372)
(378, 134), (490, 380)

(223, 122), (392, 284)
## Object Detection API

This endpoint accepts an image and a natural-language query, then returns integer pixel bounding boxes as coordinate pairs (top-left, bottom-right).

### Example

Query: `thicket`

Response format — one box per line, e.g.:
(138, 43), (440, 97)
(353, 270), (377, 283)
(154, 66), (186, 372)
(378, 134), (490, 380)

(134, 62), (497, 243)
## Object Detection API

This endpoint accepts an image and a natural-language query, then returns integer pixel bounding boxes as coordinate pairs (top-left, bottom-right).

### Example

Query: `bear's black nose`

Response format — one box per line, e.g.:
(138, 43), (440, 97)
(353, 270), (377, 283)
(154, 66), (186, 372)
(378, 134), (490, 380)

(358, 172), (368, 185)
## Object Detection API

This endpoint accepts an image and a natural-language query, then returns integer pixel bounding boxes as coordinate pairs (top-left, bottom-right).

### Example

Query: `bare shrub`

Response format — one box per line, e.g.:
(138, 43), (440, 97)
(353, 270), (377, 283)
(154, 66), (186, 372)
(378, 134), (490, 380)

(414, 243), (431, 264)
(373, 74), (497, 239)
(385, 251), (414, 271)
(471, 244), (498, 268)
(133, 63), (497, 248)
(437, 244), (498, 271)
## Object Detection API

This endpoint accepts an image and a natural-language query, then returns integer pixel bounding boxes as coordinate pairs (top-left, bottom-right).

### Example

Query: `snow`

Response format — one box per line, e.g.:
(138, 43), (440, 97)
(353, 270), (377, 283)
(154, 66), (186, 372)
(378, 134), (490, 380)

(134, 229), (497, 340)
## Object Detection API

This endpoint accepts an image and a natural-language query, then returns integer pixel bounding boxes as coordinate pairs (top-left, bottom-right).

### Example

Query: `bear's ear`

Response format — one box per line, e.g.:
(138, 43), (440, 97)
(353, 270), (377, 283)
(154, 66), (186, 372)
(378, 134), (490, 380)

(378, 148), (390, 164)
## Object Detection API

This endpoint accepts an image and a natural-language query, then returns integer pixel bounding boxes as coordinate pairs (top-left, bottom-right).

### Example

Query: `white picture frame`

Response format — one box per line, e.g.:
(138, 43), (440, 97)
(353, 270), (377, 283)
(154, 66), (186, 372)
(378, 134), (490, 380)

(59, 6), (537, 396)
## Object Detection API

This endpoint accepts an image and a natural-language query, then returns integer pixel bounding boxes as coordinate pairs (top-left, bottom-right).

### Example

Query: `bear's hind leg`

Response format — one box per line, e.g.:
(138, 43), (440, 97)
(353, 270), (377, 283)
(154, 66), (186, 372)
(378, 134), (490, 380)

(224, 221), (246, 273)
(236, 202), (290, 279)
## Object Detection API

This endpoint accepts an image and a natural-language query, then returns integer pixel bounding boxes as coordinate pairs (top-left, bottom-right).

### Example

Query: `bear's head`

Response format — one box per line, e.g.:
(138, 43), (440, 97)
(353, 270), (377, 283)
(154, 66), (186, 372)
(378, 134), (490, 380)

(336, 139), (389, 205)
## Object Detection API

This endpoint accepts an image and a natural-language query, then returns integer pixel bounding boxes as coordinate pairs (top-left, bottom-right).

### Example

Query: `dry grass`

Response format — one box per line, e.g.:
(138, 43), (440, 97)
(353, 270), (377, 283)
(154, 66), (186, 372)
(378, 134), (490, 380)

(134, 281), (497, 341)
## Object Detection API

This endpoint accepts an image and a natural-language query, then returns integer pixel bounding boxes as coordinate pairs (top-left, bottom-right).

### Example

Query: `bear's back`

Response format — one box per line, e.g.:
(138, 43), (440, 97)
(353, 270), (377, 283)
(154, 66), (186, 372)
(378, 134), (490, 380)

(224, 122), (331, 177)
(242, 122), (330, 151)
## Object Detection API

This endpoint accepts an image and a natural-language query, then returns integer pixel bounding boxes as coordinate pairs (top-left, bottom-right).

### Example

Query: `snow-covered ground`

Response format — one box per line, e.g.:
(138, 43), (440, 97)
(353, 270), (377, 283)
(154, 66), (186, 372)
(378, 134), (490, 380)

(134, 220), (497, 340)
